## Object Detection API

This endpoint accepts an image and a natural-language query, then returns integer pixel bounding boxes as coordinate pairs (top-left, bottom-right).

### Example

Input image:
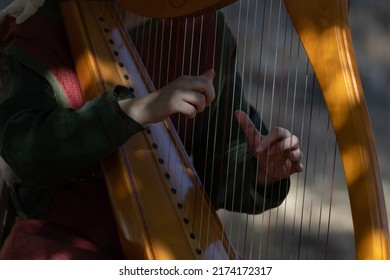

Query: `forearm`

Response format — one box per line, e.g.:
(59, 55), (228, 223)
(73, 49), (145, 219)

(0, 86), (144, 188)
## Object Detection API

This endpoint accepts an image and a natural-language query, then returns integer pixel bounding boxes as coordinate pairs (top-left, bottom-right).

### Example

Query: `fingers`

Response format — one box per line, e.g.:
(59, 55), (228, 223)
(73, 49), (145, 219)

(289, 149), (302, 162)
(235, 111), (299, 155)
(257, 127), (301, 158)
(235, 110), (261, 150)
(235, 110), (304, 178)
(175, 70), (215, 106)
(256, 127), (288, 152)
(141, 69), (215, 124)
(263, 130), (304, 177)
(287, 149), (304, 173)
(290, 149), (305, 172)
(264, 134), (300, 157)
(235, 111), (301, 158)
(176, 90), (208, 118)
(0, 0), (45, 24)
(291, 161), (305, 173)
(161, 69), (215, 118)
(15, 10), (37, 24)
(0, 3), (18, 16)
(201, 69), (216, 81)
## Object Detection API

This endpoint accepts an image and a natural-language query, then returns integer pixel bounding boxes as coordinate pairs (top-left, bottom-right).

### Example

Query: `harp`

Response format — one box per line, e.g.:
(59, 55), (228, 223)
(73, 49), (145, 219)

(59, 0), (390, 259)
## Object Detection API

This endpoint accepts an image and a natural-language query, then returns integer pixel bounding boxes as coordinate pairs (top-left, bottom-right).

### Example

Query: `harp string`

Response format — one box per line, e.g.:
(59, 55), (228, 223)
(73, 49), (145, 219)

(266, 0), (291, 259)
(238, 0), (256, 257)
(295, 59), (311, 259)
(207, 9), (230, 258)
(286, 29), (303, 260)
(216, 0), (340, 259)
(222, 0), (243, 255)
(277, 8), (305, 259)
(310, 79), (333, 259)
(238, 1), (258, 255)
(107, 0), (351, 259)
(220, 2), (242, 258)
(246, 0), (268, 259)
(267, 0), (291, 259)
(225, 2), (280, 258)
(194, 14), (218, 256)
(278, 12), (296, 258)
(263, 0), (285, 259)
(183, 14), (200, 249)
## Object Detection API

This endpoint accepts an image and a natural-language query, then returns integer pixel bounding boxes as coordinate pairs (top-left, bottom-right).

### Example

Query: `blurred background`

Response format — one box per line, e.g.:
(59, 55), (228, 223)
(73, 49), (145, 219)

(0, 0), (388, 259)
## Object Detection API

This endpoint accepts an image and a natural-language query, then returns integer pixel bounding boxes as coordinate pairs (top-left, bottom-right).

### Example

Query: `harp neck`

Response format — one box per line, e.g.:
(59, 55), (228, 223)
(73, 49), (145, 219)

(116, 0), (236, 18)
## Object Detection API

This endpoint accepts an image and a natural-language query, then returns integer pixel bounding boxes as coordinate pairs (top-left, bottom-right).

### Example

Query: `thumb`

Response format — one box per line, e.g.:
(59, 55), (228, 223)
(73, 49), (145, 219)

(235, 110), (262, 151)
(200, 69), (215, 81)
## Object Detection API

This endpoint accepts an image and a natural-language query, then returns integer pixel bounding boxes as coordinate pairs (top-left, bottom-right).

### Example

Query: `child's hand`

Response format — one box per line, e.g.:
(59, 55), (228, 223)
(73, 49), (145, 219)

(120, 69), (215, 126)
(0, 0), (45, 24)
(235, 110), (304, 185)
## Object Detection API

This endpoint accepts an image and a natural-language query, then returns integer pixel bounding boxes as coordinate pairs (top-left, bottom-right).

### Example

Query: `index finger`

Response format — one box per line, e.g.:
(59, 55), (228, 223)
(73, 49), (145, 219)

(235, 110), (261, 150)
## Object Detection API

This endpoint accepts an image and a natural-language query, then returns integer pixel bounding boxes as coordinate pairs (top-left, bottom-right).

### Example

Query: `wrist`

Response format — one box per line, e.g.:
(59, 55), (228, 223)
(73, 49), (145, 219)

(118, 98), (146, 126)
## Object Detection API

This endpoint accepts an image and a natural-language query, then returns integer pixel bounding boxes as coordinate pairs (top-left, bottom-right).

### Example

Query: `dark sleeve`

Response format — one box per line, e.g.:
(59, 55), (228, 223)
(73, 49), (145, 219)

(0, 61), (144, 189)
(192, 13), (290, 214)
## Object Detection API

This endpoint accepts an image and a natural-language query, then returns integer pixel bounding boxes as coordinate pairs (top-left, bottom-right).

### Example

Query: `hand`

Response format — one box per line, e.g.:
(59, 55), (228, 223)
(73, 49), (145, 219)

(235, 110), (304, 185)
(0, 0), (45, 24)
(120, 69), (215, 126)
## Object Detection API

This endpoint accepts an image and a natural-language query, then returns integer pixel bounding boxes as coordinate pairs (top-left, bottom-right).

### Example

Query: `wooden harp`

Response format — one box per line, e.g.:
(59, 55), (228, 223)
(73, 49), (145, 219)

(59, 0), (390, 259)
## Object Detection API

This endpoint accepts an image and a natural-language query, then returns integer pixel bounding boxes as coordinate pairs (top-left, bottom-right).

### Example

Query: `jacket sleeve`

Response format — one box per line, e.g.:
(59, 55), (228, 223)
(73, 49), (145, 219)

(0, 60), (144, 189)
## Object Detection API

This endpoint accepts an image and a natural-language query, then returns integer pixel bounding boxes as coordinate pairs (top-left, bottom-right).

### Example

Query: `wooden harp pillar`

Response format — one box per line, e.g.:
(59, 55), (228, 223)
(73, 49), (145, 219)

(60, 0), (390, 259)
(283, 0), (389, 259)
